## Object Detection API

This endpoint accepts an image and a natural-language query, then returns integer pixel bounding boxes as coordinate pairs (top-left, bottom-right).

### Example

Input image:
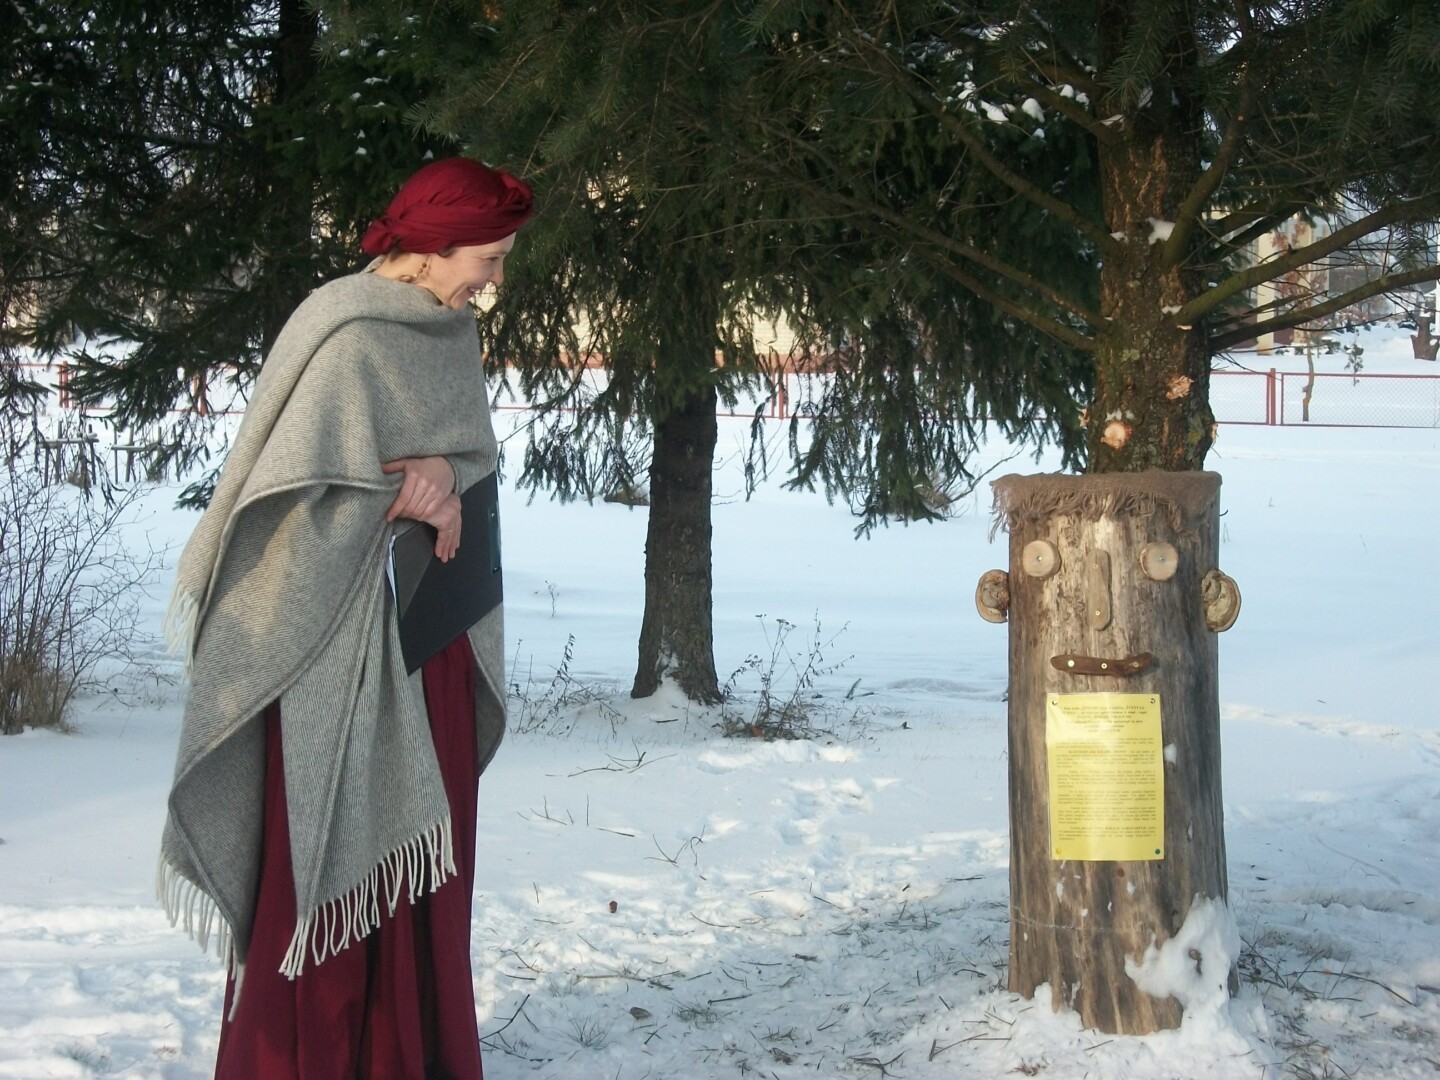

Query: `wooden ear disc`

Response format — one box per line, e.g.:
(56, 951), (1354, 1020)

(1201, 568), (1241, 631)
(975, 569), (1010, 624)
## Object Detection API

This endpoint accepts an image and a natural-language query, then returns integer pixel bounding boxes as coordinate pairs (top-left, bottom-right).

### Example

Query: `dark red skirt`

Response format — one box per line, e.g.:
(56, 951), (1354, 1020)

(214, 635), (484, 1080)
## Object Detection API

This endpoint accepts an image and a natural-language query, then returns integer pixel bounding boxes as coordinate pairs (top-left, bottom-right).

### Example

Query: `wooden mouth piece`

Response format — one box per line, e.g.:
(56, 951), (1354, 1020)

(1049, 653), (1153, 677)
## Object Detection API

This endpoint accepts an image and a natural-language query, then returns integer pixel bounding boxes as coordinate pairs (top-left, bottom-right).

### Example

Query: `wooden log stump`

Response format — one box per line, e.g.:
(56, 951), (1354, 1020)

(981, 471), (1239, 1035)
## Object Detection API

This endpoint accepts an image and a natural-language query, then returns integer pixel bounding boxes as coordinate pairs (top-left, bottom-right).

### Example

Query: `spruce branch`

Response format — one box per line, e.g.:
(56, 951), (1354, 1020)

(1022, 81), (1117, 144)
(1014, 13), (1103, 100)
(1202, 201), (1310, 262)
(753, 127), (1100, 341)
(814, 17), (1116, 253)
(1162, 77), (1258, 267)
(1209, 263), (1440, 351)
(917, 252), (1097, 354)
(1179, 199), (1435, 322)
(817, 180), (1102, 332)
(898, 83), (1119, 256)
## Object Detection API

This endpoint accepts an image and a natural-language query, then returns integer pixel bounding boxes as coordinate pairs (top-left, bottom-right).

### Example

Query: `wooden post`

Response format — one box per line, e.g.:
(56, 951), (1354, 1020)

(980, 472), (1239, 1035)
(1412, 313), (1439, 362)
(1301, 342), (1315, 421)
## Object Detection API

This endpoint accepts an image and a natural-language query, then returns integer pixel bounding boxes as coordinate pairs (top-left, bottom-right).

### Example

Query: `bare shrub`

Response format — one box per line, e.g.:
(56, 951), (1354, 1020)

(720, 614), (853, 740)
(0, 462), (165, 734)
(506, 635), (625, 736)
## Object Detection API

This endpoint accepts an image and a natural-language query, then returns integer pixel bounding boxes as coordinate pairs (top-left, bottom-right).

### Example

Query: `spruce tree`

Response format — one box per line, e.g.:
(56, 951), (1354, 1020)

(323, 0), (1098, 706)
(333, 0), (804, 703)
(2, 0), (454, 495)
(743, 0), (1440, 472)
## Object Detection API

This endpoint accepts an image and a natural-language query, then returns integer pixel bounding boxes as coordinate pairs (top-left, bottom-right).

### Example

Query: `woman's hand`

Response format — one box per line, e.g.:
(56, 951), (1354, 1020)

(425, 492), (463, 562)
(382, 456), (462, 561)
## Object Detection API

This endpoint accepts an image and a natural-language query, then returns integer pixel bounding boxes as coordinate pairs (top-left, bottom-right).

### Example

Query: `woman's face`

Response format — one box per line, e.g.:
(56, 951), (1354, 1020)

(423, 234), (517, 310)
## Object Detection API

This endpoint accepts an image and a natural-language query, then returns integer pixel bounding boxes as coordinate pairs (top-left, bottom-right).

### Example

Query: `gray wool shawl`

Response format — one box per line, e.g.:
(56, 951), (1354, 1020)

(158, 271), (505, 979)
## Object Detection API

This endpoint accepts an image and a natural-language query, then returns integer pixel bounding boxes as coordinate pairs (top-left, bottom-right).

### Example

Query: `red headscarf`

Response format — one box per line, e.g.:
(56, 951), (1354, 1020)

(361, 157), (534, 256)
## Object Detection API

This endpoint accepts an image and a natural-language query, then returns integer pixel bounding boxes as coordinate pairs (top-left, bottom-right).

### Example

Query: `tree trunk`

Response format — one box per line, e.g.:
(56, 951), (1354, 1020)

(631, 380), (721, 703)
(1090, 2), (1212, 472)
(258, 0), (321, 357)
(985, 12), (1237, 1034)
(992, 472), (1233, 1034)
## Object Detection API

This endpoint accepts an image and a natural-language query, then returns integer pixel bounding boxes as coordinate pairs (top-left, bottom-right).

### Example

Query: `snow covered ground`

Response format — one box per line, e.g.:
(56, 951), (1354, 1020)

(1, 326), (1438, 1078)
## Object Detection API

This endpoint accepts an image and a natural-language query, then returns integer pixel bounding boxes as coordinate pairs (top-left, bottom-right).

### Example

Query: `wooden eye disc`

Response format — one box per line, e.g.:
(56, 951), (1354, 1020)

(1139, 542), (1179, 581)
(1020, 539), (1060, 578)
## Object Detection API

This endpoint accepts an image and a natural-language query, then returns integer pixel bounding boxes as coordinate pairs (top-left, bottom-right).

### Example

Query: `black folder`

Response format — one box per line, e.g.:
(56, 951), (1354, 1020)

(389, 471), (503, 674)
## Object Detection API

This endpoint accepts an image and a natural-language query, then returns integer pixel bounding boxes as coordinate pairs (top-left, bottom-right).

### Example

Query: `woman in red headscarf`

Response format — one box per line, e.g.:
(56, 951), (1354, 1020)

(159, 158), (533, 1080)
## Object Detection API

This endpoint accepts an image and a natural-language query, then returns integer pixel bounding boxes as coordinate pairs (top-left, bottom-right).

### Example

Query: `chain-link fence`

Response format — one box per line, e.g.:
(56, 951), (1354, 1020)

(1211, 369), (1440, 427)
(18, 360), (1440, 442)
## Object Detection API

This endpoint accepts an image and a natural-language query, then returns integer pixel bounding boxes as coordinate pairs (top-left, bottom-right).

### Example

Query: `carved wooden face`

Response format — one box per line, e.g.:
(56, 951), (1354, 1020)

(975, 539), (1240, 633)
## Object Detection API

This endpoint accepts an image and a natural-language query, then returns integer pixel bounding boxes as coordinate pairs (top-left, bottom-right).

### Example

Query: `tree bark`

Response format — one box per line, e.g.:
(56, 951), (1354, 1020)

(993, 471), (1233, 1035)
(997, 16), (1236, 1032)
(631, 380), (721, 704)
(996, 14), (1238, 1030)
(1090, 2), (1212, 473)
(257, 0), (321, 357)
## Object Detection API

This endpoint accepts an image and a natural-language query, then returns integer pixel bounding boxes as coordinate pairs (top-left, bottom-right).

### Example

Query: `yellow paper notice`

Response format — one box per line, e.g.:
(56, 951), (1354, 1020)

(1046, 693), (1164, 861)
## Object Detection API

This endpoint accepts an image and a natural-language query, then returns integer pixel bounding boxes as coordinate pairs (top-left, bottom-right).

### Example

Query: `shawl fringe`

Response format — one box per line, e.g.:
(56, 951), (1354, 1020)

(279, 815), (456, 979)
(157, 857), (232, 963)
(162, 585), (200, 669)
(157, 815), (457, 981)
